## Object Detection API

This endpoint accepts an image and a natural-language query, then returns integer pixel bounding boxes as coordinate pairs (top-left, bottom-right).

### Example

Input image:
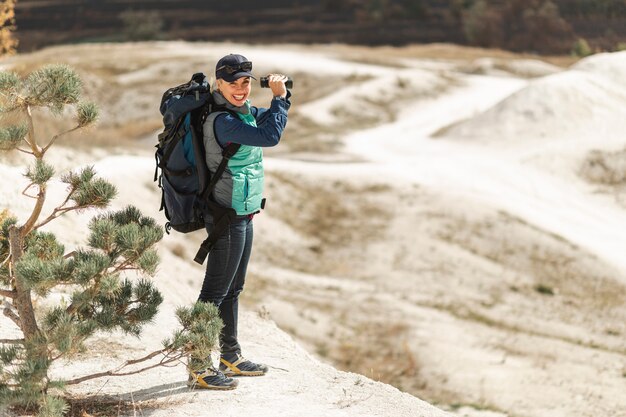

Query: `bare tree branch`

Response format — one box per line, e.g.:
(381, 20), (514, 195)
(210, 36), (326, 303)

(21, 184), (46, 235)
(34, 185), (79, 231)
(0, 288), (16, 298)
(64, 348), (184, 385)
(42, 125), (81, 154)
(34, 205), (80, 231)
(17, 104), (47, 235)
(16, 147), (34, 155)
(0, 338), (24, 344)
(111, 254), (141, 275)
(21, 182), (38, 199)
(3, 305), (21, 327)
(24, 105), (42, 158)
(1, 252), (10, 267)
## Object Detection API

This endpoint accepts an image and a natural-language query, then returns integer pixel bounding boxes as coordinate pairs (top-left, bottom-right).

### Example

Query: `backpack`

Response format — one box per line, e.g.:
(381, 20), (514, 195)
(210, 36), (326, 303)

(154, 72), (240, 265)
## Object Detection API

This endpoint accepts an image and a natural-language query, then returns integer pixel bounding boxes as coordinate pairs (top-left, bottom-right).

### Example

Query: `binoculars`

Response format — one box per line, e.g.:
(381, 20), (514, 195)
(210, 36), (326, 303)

(260, 76), (293, 89)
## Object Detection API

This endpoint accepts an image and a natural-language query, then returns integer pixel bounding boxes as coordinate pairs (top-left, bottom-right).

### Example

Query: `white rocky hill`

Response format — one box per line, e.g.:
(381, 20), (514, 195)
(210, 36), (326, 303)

(2, 42), (626, 417)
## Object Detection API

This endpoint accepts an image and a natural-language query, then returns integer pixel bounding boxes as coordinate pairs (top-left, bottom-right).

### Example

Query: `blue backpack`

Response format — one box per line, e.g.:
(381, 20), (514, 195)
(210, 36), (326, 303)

(155, 73), (240, 264)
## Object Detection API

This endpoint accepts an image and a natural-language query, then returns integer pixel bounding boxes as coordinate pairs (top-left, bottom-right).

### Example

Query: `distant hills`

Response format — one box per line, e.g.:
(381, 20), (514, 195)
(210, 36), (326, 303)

(14, 0), (626, 54)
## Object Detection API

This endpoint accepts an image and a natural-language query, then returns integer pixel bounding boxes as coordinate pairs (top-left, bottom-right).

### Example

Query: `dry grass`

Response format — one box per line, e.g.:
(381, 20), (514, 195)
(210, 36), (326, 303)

(286, 71), (373, 105)
(327, 319), (423, 393)
(277, 73), (457, 155)
(66, 395), (138, 417)
(580, 148), (626, 186)
(271, 111), (345, 155)
(260, 172), (392, 276)
(318, 43), (580, 68)
(240, 271), (270, 305)
(65, 393), (188, 417)
(170, 243), (187, 259)
(428, 207), (626, 353)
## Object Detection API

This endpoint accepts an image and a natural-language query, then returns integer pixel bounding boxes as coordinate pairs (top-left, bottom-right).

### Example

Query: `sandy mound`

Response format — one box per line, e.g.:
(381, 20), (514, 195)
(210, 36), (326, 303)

(573, 50), (626, 85)
(440, 51), (626, 141)
(461, 57), (562, 78)
(299, 68), (449, 126)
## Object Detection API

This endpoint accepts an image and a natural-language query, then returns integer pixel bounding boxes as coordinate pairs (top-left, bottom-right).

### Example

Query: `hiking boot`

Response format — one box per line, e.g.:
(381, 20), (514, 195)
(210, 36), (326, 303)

(220, 353), (269, 377)
(187, 367), (239, 390)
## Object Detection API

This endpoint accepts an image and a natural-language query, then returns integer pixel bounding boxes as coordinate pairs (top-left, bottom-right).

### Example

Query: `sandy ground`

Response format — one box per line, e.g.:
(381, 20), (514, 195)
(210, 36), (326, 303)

(1, 42), (626, 417)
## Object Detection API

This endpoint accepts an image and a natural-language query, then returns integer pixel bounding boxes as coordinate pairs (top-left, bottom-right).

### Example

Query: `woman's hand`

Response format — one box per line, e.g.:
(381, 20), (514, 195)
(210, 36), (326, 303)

(268, 74), (288, 98)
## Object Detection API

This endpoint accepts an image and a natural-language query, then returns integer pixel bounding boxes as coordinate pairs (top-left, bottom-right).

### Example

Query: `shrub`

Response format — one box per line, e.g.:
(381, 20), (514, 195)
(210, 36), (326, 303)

(572, 37), (594, 56)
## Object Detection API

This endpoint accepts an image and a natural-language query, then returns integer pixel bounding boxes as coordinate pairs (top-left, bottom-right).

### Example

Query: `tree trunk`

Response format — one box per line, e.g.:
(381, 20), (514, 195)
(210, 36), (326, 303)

(9, 225), (39, 340)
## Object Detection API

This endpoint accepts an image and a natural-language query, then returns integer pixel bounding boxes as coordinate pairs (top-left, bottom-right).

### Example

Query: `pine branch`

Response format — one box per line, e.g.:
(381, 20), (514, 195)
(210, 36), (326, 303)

(111, 257), (139, 274)
(1, 252), (10, 267)
(3, 304), (20, 327)
(64, 348), (183, 385)
(109, 248), (150, 276)
(16, 147), (34, 155)
(24, 105), (42, 158)
(0, 288), (16, 298)
(0, 338), (24, 344)
(117, 266), (136, 271)
(42, 125), (80, 154)
(33, 183), (76, 231)
(34, 205), (80, 231)
(18, 104), (48, 235)
(21, 184), (46, 235)
(21, 182), (38, 199)
(35, 174), (116, 231)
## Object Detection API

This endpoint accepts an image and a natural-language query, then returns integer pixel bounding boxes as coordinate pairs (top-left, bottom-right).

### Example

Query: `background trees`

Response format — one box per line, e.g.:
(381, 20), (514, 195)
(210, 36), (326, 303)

(12, 0), (626, 55)
(462, 0), (574, 53)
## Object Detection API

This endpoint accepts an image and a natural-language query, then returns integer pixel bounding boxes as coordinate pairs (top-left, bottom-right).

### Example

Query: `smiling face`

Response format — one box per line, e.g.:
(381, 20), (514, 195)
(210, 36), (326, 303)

(217, 77), (252, 107)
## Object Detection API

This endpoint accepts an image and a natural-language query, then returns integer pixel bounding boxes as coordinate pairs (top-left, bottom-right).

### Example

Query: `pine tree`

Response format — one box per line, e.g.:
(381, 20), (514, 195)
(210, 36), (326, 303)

(0, 65), (221, 416)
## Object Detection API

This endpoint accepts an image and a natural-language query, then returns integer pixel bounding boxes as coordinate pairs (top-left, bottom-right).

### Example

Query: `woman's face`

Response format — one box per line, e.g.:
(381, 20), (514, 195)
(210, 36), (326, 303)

(218, 77), (252, 107)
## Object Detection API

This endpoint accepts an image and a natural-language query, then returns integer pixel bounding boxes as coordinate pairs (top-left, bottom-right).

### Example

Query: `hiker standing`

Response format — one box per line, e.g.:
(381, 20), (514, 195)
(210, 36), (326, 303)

(189, 54), (290, 390)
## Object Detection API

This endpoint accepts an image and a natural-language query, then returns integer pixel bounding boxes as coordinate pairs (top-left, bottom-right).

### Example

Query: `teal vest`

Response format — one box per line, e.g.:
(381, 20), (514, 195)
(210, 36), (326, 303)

(202, 100), (265, 216)
(230, 106), (264, 215)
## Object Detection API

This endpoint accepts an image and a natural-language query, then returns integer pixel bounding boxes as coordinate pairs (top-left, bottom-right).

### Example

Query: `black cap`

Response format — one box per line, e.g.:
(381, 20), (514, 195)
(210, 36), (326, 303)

(215, 54), (256, 82)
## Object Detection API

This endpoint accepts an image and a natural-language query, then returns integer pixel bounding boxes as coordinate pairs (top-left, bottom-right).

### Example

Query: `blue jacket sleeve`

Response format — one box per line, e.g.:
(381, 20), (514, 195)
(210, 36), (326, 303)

(214, 92), (291, 147)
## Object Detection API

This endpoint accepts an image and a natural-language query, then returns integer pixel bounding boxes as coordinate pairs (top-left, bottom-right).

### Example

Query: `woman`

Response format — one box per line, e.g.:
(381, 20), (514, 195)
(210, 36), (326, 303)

(189, 53), (290, 390)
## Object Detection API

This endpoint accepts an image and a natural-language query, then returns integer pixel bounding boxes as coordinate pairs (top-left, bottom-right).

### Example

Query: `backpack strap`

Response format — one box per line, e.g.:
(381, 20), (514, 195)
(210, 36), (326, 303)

(199, 142), (241, 201)
(193, 141), (241, 265)
(193, 201), (237, 265)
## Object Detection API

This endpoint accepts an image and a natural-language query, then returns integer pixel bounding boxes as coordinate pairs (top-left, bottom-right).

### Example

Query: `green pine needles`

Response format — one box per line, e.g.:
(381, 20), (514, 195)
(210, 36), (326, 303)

(168, 302), (224, 372)
(0, 65), (222, 415)
(0, 124), (28, 150)
(25, 65), (82, 114)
